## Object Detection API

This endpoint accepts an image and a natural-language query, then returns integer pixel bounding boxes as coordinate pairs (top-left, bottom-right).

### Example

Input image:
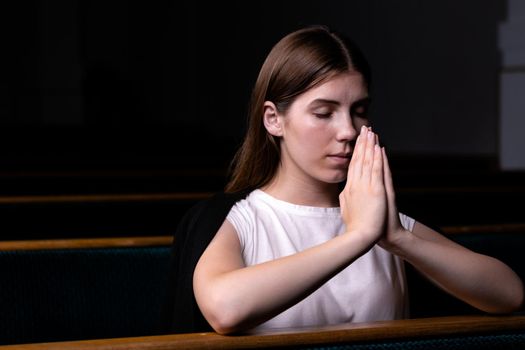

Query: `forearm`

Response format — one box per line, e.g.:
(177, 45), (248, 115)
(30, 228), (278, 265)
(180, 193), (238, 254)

(194, 231), (371, 334)
(393, 231), (524, 314)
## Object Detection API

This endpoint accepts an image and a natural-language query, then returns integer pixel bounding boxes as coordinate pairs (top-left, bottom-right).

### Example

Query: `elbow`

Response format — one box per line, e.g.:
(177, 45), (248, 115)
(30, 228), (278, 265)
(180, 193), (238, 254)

(485, 277), (525, 315)
(509, 279), (525, 313)
(503, 275), (525, 314)
(198, 291), (247, 335)
(208, 316), (241, 335)
(206, 308), (242, 335)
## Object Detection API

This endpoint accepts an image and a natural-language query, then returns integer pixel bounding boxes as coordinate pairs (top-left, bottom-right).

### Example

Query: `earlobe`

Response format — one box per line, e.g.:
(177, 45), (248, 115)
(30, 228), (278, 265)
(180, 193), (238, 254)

(263, 101), (283, 137)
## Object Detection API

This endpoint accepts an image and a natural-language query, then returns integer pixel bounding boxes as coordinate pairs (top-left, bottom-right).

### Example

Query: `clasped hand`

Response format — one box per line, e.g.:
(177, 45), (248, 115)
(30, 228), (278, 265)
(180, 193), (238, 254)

(339, 126), (406, 251)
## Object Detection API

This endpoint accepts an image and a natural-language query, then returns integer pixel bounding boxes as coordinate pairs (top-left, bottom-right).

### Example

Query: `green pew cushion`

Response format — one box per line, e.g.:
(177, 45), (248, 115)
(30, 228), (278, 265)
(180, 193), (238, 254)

(0, 246), (171, 345)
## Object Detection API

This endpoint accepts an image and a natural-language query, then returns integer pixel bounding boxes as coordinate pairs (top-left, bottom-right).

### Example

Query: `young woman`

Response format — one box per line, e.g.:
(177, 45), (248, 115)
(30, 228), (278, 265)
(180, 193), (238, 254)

(172, 25), (523, 335)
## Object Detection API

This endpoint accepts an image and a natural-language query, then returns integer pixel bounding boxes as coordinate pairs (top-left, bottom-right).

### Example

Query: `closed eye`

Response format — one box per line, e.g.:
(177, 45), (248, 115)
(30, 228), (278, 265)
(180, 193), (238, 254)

(313, 112), (332, 119)
(350, 98), (371, 119)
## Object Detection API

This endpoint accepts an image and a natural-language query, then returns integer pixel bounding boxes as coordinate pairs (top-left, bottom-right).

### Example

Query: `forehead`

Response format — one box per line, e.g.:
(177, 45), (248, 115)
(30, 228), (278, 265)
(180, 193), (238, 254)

(295, 72), (368, 107)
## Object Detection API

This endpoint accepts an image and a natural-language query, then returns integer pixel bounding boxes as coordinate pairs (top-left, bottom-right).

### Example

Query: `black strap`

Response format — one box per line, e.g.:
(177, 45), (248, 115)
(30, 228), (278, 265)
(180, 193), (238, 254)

(160, 190), (249, 334)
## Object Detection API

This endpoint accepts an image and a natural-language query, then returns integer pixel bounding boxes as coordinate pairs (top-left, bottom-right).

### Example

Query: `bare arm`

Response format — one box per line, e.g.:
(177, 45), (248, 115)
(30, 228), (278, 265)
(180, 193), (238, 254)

(378, 148), (524, 314)
(193, 220), (372, 334)
(397, 221), (523, 314)
(193, 127), (386, 334)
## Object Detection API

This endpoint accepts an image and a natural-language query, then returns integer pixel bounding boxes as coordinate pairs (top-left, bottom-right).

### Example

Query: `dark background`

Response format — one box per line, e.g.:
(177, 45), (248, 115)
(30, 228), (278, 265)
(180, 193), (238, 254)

(0, 1), (508, 170)
(0, 0), (522, 239)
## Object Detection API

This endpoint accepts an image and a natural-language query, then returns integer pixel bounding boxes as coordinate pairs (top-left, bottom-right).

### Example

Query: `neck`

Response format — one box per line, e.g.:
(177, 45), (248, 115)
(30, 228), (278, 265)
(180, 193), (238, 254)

(261, 170), (341, 207)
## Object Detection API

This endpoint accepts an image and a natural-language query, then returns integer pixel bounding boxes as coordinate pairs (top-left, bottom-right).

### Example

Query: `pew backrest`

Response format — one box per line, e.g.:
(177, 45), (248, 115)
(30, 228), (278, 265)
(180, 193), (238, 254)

(0, 238), (172, 345)
(1, 225), (524, 345)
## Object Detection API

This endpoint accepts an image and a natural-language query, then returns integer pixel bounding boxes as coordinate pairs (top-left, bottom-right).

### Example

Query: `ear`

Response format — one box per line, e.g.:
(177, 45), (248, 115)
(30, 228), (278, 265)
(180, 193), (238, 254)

(263, 101), (283, 137)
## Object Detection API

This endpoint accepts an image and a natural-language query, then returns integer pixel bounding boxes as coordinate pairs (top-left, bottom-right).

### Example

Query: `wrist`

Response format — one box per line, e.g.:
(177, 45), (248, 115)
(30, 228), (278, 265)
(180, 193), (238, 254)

(380, 228), (414, 257)
(343, 227), (380, 254)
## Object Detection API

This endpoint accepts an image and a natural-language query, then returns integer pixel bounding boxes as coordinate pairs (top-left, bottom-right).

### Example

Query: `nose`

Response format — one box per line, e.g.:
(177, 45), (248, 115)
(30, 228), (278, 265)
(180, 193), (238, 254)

(335, 113), (358, 143)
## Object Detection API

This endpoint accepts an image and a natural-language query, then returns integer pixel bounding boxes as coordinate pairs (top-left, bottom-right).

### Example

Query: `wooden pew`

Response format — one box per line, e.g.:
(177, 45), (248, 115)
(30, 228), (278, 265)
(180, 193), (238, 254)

(407, 222), (525, 318)
(0, 236), (174, 345)
(0, 192), (211, 240)
(1, 223), (523, 346)
(0, 315), (524, 349)
(441, 223), (525, 235)
(396, 184), (525, 227)
(0, 236), (173, 251)
(1, 182), (524, 240)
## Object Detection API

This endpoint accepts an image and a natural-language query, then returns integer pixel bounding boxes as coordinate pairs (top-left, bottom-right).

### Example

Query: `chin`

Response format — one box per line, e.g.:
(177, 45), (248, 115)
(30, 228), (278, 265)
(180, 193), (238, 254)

(321, 173), (347, 184)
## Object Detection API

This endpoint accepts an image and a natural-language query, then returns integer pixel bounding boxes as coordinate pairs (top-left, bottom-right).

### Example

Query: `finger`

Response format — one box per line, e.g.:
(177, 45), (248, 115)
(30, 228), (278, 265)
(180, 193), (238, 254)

(348, 125), (367, 182)
(361, 129), (375, 181)
(371, 143), (384, 187)
(382, 147), (396, 202)
(346, 133), (359, 185)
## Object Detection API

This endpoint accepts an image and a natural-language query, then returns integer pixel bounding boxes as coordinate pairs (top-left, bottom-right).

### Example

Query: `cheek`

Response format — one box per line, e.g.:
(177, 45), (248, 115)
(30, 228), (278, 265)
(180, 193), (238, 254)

(300, 124), (332, 149)
(288, 118), (328, 142)
(283, 116), (334, 155)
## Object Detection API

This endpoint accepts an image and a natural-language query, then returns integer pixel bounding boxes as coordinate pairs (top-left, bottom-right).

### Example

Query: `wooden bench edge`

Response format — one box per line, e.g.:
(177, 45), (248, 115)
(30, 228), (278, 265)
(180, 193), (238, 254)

(0, 236), (173, 250)
(1, 315), (524, 349)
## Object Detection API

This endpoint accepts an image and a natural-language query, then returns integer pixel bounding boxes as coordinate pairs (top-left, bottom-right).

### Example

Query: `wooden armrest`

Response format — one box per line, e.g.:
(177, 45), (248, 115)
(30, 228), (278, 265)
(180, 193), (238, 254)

(2, 315), (524, 349)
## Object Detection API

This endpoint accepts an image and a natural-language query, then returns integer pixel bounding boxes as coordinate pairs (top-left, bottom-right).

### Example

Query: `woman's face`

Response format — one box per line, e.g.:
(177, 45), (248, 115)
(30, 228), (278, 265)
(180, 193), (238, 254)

(276, 72), (369, 186)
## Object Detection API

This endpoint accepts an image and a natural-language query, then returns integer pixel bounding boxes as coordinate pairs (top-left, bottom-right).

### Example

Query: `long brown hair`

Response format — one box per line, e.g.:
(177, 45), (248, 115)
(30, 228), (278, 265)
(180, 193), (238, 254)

(225, 25), (371, 193)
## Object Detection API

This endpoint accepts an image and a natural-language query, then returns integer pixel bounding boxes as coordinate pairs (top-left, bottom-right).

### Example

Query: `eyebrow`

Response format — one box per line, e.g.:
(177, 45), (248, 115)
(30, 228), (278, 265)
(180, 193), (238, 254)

(309, 98), (341, 107)
(309, 96), (370, 107)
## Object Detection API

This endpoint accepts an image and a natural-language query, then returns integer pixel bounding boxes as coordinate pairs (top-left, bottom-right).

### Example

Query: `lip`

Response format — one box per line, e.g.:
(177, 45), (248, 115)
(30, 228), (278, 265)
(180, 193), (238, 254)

(330, 152), (351, 158)
(327, 154), (351, 165)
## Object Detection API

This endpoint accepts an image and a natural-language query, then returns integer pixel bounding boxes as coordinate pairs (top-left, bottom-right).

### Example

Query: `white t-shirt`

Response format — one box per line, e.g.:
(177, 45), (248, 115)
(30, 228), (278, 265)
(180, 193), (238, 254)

(226, 189), (415, 331)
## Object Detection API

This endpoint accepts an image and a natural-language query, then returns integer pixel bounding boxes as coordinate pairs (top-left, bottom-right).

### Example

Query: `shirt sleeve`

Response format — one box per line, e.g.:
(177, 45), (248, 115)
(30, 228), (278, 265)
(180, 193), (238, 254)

(398, 212), (416, 232)
(226, 200), (253, 252)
